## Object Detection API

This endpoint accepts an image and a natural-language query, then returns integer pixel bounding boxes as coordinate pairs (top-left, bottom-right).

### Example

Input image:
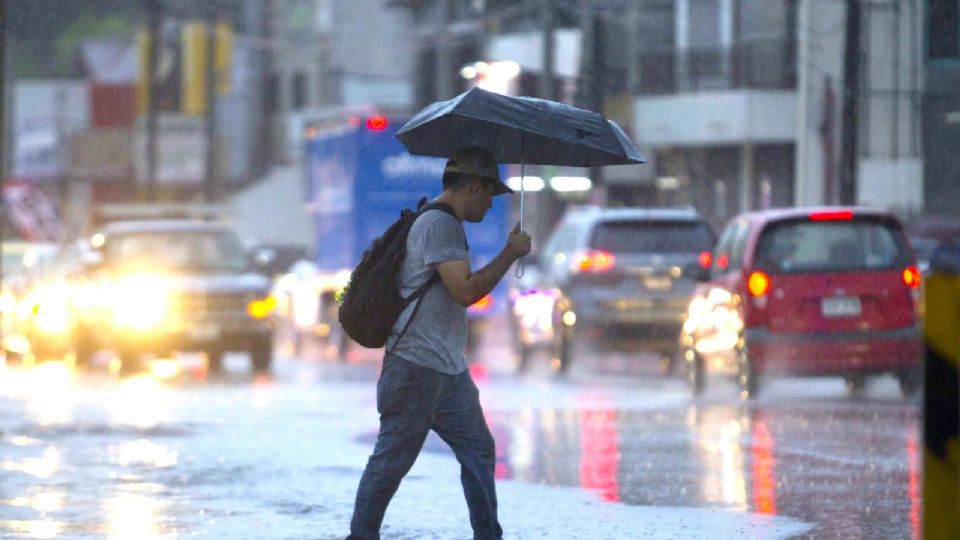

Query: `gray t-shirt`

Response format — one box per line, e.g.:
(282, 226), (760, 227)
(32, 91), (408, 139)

(386, 208), (469, 374)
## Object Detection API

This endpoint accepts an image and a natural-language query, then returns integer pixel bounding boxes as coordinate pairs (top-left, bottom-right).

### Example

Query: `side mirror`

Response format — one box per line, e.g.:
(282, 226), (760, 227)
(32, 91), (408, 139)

(250, 247), (277, 272)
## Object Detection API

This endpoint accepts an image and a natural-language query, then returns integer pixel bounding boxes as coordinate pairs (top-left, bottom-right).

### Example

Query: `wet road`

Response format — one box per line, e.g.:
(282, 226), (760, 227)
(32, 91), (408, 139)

(0, 325), (919, 539)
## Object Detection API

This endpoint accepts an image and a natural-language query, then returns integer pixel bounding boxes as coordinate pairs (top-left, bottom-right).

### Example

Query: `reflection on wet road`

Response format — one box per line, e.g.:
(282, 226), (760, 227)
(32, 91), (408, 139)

(479, 396), (919, 539)
(0, 351), (918, 539)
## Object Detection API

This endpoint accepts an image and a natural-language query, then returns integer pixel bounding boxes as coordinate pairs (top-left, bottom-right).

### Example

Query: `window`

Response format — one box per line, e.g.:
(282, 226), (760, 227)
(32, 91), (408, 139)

(754, 219), (911, 272)
(929, 0), (959, 58)
(589, 220), (714, 254)
(711, 219), (748, 277)
(293, 71), (308, 110)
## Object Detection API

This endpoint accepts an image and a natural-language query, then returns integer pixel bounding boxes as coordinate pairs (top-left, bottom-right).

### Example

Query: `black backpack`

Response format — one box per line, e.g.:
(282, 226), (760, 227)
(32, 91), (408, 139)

(338, 198), (457, 349)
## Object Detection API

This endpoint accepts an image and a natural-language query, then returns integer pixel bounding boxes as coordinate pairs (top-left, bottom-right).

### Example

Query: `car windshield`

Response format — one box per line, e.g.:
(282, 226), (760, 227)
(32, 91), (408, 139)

(755, 218), (912, 272)
(104, 230), (248, 273)
(589, 220), (714, 254)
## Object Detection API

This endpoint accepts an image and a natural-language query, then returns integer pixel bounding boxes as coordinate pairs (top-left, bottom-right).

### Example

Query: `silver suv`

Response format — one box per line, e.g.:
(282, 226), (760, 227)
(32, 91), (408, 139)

(533, 206), (715, 374)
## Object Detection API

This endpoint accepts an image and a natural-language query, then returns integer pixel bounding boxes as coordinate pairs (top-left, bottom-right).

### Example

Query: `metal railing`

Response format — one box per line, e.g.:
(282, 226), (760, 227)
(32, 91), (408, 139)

(635, 38), (797, 95)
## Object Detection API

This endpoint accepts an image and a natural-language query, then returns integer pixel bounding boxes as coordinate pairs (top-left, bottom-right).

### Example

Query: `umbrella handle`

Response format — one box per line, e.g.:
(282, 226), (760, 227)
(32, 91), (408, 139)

(515, 139), (526, 279)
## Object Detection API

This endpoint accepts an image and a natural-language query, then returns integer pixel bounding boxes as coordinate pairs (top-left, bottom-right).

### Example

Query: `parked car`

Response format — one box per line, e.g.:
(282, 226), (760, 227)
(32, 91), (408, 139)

(680, 207), (922, 398)
(529, 206), (715, 374)
(70, 219), (278, 374)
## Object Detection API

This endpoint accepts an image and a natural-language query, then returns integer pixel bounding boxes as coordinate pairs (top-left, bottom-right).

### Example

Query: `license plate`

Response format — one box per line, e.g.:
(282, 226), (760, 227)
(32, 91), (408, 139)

(643, 276), (672, 290)
(190, 323), (220, 340)
(821, 296), (861, 317)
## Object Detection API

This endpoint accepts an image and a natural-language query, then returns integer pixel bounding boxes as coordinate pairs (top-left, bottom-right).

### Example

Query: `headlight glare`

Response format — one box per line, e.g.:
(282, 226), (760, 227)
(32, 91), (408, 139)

(110, 275), (169, 330)
(247, 295), (277, 319)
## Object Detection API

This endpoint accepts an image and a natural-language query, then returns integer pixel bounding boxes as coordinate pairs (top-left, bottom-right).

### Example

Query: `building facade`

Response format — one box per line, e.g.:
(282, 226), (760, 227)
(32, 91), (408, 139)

(631, 0), (923, 226)
(399, 0), (927, 227)
(923, 0), (960, 218)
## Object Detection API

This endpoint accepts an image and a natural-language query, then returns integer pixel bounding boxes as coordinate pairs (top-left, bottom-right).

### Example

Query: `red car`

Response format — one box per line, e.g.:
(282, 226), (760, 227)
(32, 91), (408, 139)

(680, 207), (922, 398)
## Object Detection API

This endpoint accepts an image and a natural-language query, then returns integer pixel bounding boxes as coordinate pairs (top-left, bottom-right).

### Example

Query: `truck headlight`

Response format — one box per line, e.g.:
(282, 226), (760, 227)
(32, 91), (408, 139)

(31, 284), (72, 334)
(109, 275), (170, 330)
(247, 295), (277, 319)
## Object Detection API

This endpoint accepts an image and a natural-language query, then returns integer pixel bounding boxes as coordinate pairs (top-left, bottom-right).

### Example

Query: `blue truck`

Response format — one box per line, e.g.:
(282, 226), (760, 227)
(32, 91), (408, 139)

(303, 114), (510, 358)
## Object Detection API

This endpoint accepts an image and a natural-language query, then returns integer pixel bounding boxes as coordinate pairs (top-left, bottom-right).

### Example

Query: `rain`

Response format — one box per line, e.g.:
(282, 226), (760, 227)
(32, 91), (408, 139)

(1, 1), (957, 539)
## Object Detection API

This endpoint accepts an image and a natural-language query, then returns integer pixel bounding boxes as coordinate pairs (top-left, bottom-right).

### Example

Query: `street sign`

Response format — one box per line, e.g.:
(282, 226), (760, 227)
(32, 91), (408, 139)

(1, 181), (64, 242)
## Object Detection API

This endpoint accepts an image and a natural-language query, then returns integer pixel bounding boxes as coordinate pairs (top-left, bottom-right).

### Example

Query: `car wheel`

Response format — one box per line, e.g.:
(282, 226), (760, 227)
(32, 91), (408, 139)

(73, 330), (96, 370)
(207, 348), (225, 374)
(896, 367), (921, 398)
(251, 338), (273, 373)
(661, 347), (683, 376)
(516, 344), (531, 374)
(684, 347), (705, 396)
(337, 328), (351, 363)
(737, 343), (759, 399)
(844, 375), (867, 397)
(117, 350), (144, 376)
(554, 331), (573, 376)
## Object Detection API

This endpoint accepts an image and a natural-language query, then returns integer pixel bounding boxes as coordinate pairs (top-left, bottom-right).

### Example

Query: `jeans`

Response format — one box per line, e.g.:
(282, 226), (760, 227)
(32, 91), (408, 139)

(347, 354), (502, 540)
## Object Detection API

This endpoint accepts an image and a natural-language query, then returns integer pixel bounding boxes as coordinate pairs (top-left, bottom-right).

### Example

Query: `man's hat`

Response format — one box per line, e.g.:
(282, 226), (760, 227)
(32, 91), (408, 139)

(444, 147), (513, 195)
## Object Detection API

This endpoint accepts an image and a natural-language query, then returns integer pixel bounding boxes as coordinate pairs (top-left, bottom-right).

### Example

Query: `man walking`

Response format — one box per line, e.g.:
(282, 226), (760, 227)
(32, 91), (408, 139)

(347, 146), (531, 540)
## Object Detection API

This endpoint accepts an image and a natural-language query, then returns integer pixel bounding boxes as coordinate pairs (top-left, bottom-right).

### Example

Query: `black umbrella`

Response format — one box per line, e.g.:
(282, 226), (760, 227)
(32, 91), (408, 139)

(396, 87), (646, 167)
(397, 87), (646, 276)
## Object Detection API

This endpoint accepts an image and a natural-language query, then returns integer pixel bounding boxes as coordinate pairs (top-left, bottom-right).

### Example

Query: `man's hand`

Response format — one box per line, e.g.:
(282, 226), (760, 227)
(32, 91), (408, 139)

(437, 224), (532, 307)
(504, 223), (532, 260)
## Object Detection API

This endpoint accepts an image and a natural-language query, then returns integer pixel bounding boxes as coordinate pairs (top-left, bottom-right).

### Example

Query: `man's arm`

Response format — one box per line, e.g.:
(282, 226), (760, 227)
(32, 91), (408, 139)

(436, 224), (531, 307)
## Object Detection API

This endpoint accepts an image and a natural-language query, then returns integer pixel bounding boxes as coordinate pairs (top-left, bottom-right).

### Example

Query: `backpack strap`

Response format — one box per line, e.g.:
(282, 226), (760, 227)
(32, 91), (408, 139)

(385, 200), (460, 354)
(386, 273), (440, 354)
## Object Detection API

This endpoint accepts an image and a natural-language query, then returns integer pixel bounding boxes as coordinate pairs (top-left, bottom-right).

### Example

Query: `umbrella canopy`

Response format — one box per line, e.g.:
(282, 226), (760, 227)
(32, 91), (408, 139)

(396, 87), (645, 167)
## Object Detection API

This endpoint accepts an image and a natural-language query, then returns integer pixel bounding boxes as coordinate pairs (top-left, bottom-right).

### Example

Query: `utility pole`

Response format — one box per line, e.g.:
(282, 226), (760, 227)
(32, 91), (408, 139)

(839, 0), (861, 205)
(204, 11), (217, 204)
(590, 11), (607, 206)
(145, 0), (161, 203)
(1, 0), (7, 336)
(436, 0), (453, 99)
(540, 0), (555, 100)
(0, 0), (6, 184)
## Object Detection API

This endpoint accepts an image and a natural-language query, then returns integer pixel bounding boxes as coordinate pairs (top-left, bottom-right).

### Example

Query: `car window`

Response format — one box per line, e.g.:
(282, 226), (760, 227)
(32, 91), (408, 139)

(728, 221), (750, 269)
(105, 231), (248, 273)
(540, 221), (574, 269)
(754, 218), (912, 272)
(711, 219), (748, 277)
(588, 219), (714, 254)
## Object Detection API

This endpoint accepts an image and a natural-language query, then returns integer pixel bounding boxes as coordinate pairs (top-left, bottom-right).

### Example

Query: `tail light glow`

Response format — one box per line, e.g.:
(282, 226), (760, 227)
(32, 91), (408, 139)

(365, 115), (388, 131)
(469, 294), (493, 313)
(902, 266), (921, 288)
(574, 250), (616, 273)
(698, 251), (713, 268)
(809, 210), (854, 221)
(747, 270), (771, 297)
(716, 253), (729, 270)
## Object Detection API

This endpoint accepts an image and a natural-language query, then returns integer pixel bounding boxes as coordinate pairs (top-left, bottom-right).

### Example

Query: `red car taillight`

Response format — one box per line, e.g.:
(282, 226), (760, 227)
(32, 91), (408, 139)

(747, 270), (771, 297)
(902, 265), (923, 320)
(902, 266), (921, 288)
(573, 250), (616, 273)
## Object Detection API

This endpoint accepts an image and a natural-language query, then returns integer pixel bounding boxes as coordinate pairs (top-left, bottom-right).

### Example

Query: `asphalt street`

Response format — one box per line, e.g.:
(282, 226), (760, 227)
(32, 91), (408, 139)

(0, 320), (919, 539)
